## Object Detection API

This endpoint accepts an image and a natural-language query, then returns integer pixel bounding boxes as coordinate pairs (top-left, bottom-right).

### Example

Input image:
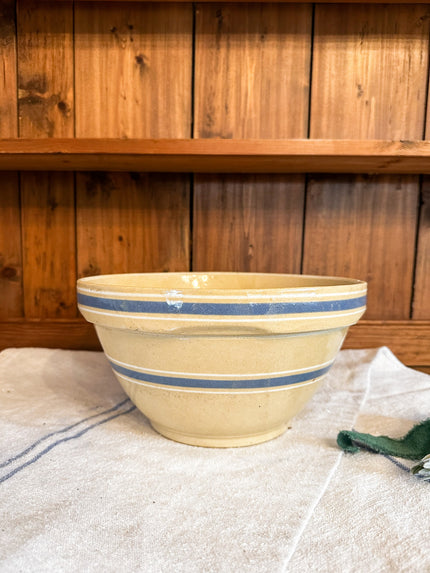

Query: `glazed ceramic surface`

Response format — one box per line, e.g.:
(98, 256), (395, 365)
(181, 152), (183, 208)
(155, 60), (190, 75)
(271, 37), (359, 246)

(77, 273), (367, 447)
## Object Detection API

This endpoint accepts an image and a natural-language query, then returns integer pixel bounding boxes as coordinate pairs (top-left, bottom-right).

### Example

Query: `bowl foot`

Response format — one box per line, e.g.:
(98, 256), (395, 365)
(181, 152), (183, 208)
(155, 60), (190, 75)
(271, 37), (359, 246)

(150, 421), (289, 448)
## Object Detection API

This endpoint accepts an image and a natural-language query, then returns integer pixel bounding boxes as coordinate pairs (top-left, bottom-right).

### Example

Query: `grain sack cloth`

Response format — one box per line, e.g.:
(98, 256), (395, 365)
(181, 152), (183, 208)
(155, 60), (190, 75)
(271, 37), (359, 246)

(1, 346), (429, 573)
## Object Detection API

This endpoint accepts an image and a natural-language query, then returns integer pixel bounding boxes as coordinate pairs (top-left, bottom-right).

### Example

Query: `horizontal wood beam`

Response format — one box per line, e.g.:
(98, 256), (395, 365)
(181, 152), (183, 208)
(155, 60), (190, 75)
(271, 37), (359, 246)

(0, 320), (101, 352)
(1, 139), (430, 173)
(344, 321), (430, 367)
(1, 319), (429, 367)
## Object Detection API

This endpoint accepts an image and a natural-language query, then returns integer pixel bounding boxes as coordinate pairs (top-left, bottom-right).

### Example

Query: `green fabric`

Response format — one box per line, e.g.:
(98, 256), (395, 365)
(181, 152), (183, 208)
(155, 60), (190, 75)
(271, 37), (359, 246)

(337, 419), (430, 461)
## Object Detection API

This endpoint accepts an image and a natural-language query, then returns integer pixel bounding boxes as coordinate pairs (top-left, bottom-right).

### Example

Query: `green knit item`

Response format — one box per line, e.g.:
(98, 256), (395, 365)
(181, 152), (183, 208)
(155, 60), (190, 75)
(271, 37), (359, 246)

(337, 419), (430, 461)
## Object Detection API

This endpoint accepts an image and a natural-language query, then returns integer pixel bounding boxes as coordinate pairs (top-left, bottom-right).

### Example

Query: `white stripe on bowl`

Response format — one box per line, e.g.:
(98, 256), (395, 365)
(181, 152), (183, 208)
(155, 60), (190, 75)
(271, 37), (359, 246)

(105, 353), (334, 380)
(77, 286), (366, 300)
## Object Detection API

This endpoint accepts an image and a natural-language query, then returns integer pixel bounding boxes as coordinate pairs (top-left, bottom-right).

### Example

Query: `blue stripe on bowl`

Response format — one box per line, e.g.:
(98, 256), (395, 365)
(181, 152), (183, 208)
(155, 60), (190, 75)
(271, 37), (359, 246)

(78, 293), (366, 316)
(110, 361), (332, 389)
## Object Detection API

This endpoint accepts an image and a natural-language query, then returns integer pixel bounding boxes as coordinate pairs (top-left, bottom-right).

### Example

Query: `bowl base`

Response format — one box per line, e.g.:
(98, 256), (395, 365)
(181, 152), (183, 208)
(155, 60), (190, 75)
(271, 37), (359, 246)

(150, 421), (289, 448)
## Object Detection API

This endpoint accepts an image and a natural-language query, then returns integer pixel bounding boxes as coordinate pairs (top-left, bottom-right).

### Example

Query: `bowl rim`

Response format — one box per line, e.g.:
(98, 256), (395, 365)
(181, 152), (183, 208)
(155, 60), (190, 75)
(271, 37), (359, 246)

(77, 271), (367, 296)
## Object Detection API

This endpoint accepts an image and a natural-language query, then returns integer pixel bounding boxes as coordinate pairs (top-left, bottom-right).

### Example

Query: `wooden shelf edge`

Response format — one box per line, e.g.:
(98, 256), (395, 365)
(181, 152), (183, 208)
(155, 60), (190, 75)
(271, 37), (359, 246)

(1, 319), (429, 367)
(0, 320), (101, 352)
(344, 320), (430, 366)
(1, 138), (430, 173)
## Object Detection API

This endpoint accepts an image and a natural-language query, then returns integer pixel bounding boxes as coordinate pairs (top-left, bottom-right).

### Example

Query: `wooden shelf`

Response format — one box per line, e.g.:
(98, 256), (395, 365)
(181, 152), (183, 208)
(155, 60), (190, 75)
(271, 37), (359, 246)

(1, 139), (430, 173)
(1, 319), (429, 367)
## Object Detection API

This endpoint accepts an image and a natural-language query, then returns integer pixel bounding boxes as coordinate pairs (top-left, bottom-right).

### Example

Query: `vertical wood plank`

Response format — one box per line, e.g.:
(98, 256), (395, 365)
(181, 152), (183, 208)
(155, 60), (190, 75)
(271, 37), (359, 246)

(21, 173), (77, 318)
(413, 77), (430, 319)
(193, 175), (304, 273)
(0, 1), (23, 319)
(76, 173), (189, 276)
(310, 5), (429, 141)
(75, 3), (192, 139)
(75, 2), (192, 276)
(17, 0), (73, 138)
(304, 175), (418, 319)
(17, 0), (76, 318)
(0, 174), (23, 319)
(304, 4), (428, 320)
(194, 4), (311, 140)
(413, 178), (430, 318)
(193, 4), (311, 272)
(0, 1), (18, 136)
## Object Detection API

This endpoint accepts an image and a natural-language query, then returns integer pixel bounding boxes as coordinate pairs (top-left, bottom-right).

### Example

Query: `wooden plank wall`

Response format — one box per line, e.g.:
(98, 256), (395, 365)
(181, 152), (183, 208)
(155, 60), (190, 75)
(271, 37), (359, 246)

(0, 1), (430, 365)
(0, 1), (22, 319)
(304, 4), (429, 320)
(193, 4), (311, 272)
(18, 1), (76, 320)
(74, 3), (191, 276)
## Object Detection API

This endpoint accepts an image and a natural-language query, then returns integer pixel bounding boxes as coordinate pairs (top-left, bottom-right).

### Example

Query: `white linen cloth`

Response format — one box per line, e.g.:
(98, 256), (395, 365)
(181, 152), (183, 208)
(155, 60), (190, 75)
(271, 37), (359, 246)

(0, 346), (429, 573)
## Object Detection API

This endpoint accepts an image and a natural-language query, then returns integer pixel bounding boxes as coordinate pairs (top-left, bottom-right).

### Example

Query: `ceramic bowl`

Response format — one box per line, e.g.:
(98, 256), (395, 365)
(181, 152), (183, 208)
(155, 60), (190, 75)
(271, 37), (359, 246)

(77, 272), (367, 448)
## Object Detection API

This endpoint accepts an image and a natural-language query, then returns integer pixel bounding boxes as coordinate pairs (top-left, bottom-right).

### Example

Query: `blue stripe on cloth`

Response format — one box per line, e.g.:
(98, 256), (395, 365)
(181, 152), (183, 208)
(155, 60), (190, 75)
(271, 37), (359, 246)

(0, 398), (131, 470)
(111, 362), (332, 389)
(78, 293), (366, 316)
(381, 454), (430, 481)
(0, 400), (136, 485)
(383, 454), (412, 474)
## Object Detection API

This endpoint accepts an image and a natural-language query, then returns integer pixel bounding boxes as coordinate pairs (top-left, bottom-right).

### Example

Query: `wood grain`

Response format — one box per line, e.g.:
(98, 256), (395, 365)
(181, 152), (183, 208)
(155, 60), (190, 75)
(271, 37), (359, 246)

(74, 3), (192, 139)
(17, 0), (73, 138)
(74, 2), (192, 277)
(0, 174), (23, 319)
(0, 1), (23, 319)
(344, 321), (430, 367)
(0, 320), (101, 351)
(76, 172), (190, 276)
(17, 0), (76, 319)
(413, 74), (430, 319)
(413, 177), (430, 318)
(193, 3), (311, 272)
(20, 173), (77, 318)
(304, 4), (428, 320)
(3, 138), (430, 173)
(1, 0), (429, 358)
(304, 174), (418, 319)
(193, 175), (304, 272)
(194, 4), (311, 140)
(310, 5), (429, 141)
(0, 1), (18, 136)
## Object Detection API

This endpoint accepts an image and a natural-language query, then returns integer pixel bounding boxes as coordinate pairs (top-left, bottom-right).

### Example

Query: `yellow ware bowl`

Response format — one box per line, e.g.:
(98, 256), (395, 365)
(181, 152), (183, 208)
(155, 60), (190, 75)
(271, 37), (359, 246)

(77, 272), (367, 448)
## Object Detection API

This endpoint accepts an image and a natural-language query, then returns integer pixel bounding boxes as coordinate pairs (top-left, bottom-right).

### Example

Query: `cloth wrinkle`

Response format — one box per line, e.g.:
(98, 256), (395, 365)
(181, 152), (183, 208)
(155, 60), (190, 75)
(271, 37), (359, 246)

(281, 345), (376, 572)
